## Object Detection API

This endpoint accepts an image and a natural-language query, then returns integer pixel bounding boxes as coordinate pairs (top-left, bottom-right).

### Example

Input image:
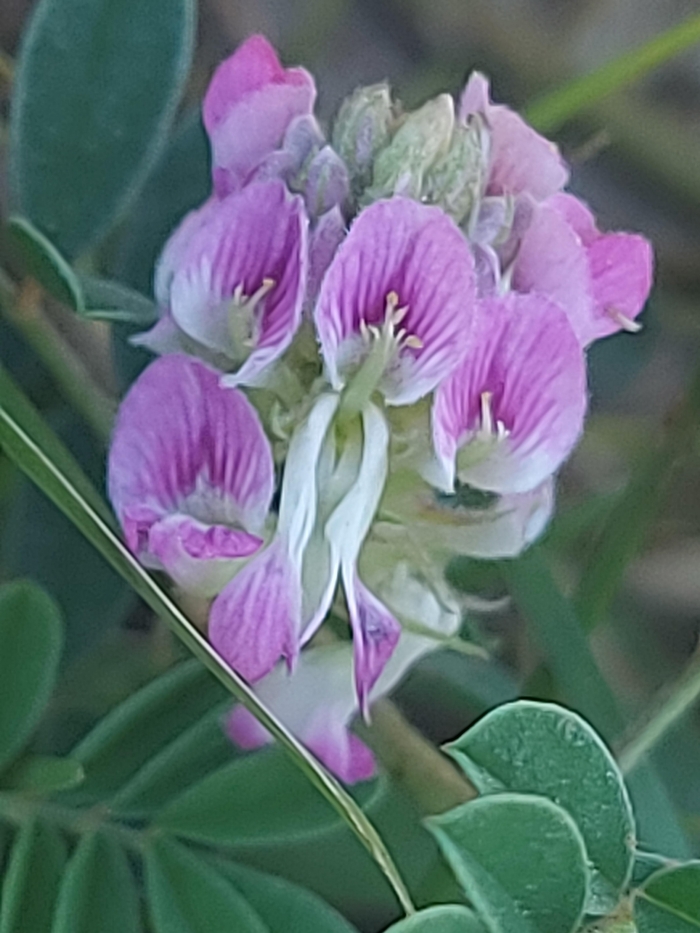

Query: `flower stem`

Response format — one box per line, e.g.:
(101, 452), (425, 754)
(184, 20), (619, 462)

(361, 700), (477, 815)
(616, 641), (700, 775)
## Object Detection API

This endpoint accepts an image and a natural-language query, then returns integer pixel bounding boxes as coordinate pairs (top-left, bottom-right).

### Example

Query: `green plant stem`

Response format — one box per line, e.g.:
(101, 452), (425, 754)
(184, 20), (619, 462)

(0, 272), (115, 442)
(0, 377), (415, 916)
(526, 12), (700, 132)
(0, 793), (144, 854)
(361, 700), (477, 816)
(616, 644), (700, 775)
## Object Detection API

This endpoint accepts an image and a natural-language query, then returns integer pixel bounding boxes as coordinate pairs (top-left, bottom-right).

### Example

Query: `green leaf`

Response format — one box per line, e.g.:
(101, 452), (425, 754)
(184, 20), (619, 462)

(212, 859), (360, 933)
(0, 819), (66, 933)
(634, 862), (700, 932)
(0, 365), (414, 915)
(10, 0), (195, 257)
(0, 755), (84, 793)
(71, 660), (226, 799)
(0, 581), (63, 771)
(78, 276), (157, 326)
(526, 13), (700, 132)
(384, 905), (486, 932)
(157, 746), (379, 847)
(426, 794), (590, 933)
(445, 700), (634, 913)
(111, 703), (232, 817)
(51, 830), (142, 933)
(145, 837), (268, 933)
(6, 216), (84, 311)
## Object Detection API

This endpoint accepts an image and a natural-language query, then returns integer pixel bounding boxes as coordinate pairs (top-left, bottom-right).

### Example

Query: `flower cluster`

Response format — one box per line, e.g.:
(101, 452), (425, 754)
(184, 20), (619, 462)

(108, 35), (653, 782)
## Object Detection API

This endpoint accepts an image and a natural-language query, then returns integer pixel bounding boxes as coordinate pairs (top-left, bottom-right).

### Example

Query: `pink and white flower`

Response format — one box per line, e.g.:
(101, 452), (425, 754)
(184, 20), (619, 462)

(108, 354), (274, 597)
(431, 292), (587, 495)
(136, 180), (308, 386)
(203, 34), (317, 197)
(459, 72), (569, 201)
(314, 197), (477, 406)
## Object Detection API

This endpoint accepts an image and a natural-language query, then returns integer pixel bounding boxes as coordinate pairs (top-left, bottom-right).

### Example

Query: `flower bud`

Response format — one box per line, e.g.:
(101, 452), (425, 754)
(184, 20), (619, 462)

(422, 119), (489, 224)
(332, 83), (394, 193)
(303, 145), (350, 217)
(366, 93), (455, 201)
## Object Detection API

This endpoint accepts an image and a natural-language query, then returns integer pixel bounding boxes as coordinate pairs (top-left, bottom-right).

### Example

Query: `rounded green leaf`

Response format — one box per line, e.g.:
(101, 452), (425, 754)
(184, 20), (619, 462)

(6, 216), (84, 311)
(634, 862), (700, 932)
(156, 746), (379, 847)
(445, 700), (634, 912)
(0, 818), (67, 933)
(111, 703), (233, 818)
(0, 581), (63, 771)
(9, 0), (195, 257)
(51, 830), (142, 933)
(212, 859), (360, 933)
(145, 837), (268, 933)
(383, 905), (486, 932)
(0, 755), (84, 794)
(426, 793), (590, 933)
(71, 660), (226, 799)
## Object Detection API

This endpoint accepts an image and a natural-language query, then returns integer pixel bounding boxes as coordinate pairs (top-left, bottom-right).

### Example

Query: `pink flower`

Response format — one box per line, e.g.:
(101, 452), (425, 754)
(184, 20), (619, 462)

(136, 181), (308, 386)
(431, 292), (587, 495)
(314, 197), (477, 406)
(108, 355), (274, 596)
(459, 72), (569, 201)
(203, 34), (317, 197)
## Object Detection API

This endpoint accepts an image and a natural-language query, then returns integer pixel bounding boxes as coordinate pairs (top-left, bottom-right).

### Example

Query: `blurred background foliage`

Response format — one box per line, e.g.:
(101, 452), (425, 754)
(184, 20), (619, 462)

(1, 0), (700, 927)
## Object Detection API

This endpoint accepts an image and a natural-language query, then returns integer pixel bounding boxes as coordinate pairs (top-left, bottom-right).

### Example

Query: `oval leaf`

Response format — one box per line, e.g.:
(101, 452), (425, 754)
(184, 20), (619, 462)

(10, 0), (195, 257)
(445, 700), (634, 912)
(212, 859), (360, 933)
(634, 862), (700, 932)
(6, 216), (84, 310)
(71, 659), (226, 799)
(0, 818), (66, 933)
(384, 905), (486, 932)
(426, 793), (590, 933)
(0, 755), (84, 794)
(157, 746), (379, 847)
(111, 703), (233, 818)
(51, 830), (142, 933)
(0, 580), (63, 771)
(145, 837), (268, 933)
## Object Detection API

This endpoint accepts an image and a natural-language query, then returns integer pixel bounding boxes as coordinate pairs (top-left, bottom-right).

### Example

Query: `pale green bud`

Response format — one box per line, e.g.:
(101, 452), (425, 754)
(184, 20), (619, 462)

(331, 83), (394, 193)
(365, 93), (455, 202)
(422, 119), (489, 224)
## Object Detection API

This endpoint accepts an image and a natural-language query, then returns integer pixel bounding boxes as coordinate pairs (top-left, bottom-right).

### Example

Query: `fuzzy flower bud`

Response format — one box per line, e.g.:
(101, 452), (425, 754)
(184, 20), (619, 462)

(366, 94), (455, 201)
(422, 120), (489, 224)
(332, 82), (394, 193)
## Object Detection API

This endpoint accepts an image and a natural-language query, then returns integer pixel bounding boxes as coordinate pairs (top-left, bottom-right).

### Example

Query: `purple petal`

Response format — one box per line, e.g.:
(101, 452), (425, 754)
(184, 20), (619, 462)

(208, 539), (302, 683)
(511, 199), (596, 345)
(203, 35), (316, 195)
(225, 643), (376, 783)
(108, 355), (274, 583)
(147, 515), (262, 597)
(314, 197), (477, 405)
(459, 72), (568, 201)
(154, 197), (221, 307)
(167, 181), (307, 385)
(345, 571), (401, 717)
(307, 207), (346, 309)
(432, 292), (587, 494)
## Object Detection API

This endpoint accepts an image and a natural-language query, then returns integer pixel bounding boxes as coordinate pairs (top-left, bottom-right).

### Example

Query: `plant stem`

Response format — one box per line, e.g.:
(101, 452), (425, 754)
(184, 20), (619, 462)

(616, 643), (700, 775)
(361, 700), (477, 815)
(0, 272), (116, 442)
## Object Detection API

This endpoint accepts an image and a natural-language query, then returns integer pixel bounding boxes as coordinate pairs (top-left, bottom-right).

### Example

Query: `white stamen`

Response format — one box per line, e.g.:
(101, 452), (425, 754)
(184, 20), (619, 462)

(478, 390), (509, 441)
(608, 308), (642, 333)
